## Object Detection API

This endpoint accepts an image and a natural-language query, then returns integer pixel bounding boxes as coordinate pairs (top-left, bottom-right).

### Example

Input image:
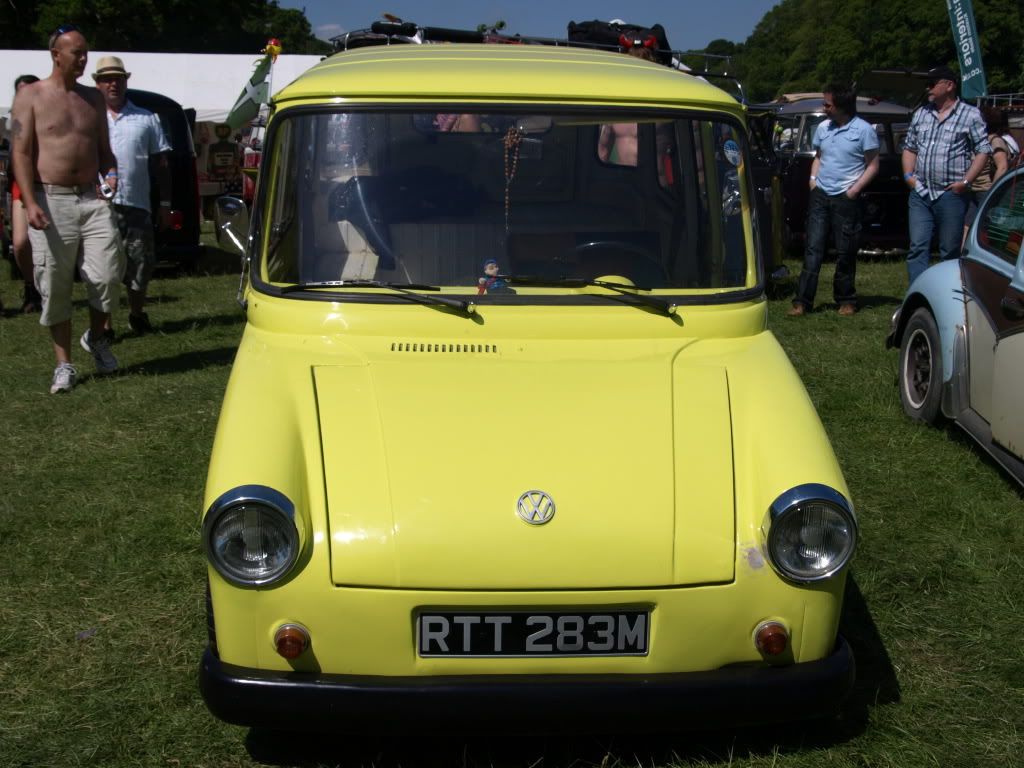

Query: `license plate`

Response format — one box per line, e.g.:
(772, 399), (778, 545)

(417, 611), (649, 657)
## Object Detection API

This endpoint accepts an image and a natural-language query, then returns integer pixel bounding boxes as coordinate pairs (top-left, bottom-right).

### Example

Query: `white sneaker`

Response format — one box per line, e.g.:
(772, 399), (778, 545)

(50, 363), (77, 394)
(80, 329), (118, 374)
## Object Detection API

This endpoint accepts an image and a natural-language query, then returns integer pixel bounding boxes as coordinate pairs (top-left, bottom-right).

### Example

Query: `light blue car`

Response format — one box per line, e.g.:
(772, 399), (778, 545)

(887, 167), (1024, 486)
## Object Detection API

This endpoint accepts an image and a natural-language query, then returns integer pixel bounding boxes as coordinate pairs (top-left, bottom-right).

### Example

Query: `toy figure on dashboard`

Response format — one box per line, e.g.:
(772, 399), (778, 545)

(477, 259), (509, 294)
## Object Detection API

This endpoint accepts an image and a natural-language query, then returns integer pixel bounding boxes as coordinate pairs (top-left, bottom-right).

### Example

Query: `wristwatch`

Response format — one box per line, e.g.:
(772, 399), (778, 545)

(810, 175), (817, 181)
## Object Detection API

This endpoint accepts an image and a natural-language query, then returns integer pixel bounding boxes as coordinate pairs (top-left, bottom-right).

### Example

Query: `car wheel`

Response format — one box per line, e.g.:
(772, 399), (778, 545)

(899, 308), (944, 424)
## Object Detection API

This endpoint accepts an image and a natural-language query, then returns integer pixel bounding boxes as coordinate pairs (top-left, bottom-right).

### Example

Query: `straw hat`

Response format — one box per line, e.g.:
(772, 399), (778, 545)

(92, 56), (130, 80)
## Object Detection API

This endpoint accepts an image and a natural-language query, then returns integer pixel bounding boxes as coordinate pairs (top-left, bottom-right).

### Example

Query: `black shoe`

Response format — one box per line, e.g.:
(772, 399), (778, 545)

(128, 312), (154, 334)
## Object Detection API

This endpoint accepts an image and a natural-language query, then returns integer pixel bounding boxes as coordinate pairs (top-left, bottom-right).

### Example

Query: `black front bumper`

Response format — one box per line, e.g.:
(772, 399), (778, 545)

(200, 637), (854, 730)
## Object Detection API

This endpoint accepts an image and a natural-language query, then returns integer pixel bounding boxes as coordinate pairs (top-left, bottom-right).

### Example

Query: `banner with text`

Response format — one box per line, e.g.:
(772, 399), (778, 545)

(946, 0), (987, 99)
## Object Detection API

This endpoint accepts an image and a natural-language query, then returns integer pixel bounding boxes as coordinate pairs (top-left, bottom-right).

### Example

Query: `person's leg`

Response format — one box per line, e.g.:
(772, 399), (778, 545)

(792, 188), (829, 312)
(831, 193), (860, 309)
(12, 201), (42, 312)
(28, 191), (80, 386)
(935, 190), (969, 262)
(121, 206), (156, 330)
(50, 319), (72, 364)
(906, 192), (934, 285)
(12, 200), (32, 281)
(78, 196), (124, 371)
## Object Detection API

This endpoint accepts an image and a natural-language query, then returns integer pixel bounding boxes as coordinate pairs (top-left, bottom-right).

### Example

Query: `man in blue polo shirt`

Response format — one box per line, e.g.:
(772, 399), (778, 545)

(788, 83), (879, 317)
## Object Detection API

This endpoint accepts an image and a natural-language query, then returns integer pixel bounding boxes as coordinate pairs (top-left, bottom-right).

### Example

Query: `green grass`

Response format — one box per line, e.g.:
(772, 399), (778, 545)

(0, 251), (1022, 767)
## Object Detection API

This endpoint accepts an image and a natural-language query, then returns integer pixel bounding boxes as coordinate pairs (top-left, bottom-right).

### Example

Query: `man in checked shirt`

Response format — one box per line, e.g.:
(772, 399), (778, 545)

(902, 65), (991, 284)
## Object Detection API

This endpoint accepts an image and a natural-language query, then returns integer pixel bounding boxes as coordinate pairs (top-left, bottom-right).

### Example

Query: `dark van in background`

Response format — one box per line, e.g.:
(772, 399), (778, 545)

(763, 95), (912, 257)
(126, 89), (202, 268)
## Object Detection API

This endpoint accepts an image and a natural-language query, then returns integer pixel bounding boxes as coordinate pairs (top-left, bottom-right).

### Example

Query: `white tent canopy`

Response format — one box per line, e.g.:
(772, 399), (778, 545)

(0, 50), (322, 123)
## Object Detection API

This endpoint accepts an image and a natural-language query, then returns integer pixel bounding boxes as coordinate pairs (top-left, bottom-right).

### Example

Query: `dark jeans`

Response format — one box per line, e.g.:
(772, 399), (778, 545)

(794, 187), (860, 309)
(906, 189), (969, 285)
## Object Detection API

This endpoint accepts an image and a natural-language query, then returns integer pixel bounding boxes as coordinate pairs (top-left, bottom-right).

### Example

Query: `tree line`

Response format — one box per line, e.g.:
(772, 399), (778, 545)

(697, 0), (1023, 102)
(0, 0), (332, 55)
(4, 0), (1021, 100)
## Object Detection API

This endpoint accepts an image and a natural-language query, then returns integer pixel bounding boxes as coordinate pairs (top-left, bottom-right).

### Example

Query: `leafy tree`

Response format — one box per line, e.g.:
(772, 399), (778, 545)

(1, 0), (330, 53)
(697, 0), (1023, 102)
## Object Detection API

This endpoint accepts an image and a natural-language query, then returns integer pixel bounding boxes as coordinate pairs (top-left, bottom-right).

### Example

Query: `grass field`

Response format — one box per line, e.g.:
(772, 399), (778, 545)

(0, 250), (1021, 768)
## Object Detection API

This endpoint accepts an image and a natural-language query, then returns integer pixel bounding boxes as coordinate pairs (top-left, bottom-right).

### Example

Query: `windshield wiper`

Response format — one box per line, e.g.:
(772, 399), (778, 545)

(503, 276), (680, 317)
(277, 280), (476, 315)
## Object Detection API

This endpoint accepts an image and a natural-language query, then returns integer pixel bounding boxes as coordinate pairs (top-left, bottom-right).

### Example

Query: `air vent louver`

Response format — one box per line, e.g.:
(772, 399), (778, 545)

(390, 342), (499, 354)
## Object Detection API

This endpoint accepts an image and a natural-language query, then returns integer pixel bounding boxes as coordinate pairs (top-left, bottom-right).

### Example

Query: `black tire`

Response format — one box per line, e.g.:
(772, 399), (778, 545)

(898, 308), (944, 424)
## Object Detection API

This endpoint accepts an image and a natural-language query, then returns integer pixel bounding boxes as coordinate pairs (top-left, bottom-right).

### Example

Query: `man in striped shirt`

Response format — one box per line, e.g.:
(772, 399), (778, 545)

(901, 65), (991, 284)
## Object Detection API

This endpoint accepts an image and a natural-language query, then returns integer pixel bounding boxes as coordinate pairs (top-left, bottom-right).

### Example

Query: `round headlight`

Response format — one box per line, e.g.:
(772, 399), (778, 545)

(763, 484), (857, 583)
(203, 486), (300, 587)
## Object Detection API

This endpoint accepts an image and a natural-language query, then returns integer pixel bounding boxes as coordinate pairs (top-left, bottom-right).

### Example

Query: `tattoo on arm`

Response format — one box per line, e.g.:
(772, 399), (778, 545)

(11, 118), (22, 139)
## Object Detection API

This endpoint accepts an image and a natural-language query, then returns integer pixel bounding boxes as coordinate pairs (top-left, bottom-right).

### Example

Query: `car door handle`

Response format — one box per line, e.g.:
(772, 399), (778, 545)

(1001, 294), (1024, 320)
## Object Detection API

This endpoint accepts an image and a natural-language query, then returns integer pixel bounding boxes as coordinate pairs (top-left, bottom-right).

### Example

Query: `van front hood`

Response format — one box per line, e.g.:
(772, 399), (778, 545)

(316, 352), (735, 589)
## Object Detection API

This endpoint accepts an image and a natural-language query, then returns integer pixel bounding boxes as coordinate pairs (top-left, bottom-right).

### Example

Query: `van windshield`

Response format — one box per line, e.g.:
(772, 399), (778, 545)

(256, 109), (759, 296)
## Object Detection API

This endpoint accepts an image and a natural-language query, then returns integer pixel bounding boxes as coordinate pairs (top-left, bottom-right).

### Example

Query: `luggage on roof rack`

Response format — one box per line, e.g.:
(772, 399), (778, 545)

(567, 20), (673, 66)
(328, 18), (746, 102)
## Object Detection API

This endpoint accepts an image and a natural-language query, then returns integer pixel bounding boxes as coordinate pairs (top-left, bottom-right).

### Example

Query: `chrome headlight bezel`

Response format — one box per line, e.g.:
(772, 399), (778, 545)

(761, 483), (857, 584)
(203, 485), (303, 588)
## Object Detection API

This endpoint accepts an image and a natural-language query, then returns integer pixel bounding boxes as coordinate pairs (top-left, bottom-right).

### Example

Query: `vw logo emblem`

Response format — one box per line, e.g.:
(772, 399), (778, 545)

(517, 491), (555, 525)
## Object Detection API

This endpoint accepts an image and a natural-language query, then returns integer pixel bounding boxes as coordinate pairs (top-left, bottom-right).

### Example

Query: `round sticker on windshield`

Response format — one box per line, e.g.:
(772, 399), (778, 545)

(723, 139), (741, 166)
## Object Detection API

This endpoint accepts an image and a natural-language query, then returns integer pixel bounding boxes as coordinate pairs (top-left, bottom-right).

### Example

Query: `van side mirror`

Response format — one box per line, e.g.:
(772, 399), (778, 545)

(215, 195), (250, 257)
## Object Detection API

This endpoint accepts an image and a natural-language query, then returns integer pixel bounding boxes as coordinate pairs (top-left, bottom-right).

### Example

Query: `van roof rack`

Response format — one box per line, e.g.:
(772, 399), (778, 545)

(330, 20), (748, 103)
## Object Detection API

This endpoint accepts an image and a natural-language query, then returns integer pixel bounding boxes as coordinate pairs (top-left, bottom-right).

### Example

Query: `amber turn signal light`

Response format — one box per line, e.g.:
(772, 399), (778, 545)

(754, 621), (788, 656)
(274, 624), (310, 659)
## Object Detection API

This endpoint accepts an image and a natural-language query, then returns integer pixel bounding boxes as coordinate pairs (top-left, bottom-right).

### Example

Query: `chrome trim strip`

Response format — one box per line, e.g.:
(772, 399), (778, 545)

(948, 323), (970, 418)
(767, 483), (853, 523)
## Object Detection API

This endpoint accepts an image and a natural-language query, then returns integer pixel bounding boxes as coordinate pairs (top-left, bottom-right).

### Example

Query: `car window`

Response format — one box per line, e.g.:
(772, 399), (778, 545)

(977, 178), (1024, 266)
(595, 121), (677, 190)
(871, 123), (890, 154)
(262, 118), (301, 283)
(798, 116), (825, 153)
(127, 92), (193, 154)
(255, 109), (758, 294)
(771, 117), (797, 153)
(892, 122), (909, 153)
(153, 112), (184, 153)
(747, 118), (772, 164)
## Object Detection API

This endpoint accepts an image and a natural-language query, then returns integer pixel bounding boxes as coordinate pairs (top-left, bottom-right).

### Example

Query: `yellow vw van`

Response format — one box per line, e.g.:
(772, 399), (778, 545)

(200, 40), (857, 729)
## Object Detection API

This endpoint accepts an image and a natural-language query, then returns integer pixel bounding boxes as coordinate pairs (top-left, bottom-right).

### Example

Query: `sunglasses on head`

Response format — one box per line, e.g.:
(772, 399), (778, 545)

(53, 23), (81, 36)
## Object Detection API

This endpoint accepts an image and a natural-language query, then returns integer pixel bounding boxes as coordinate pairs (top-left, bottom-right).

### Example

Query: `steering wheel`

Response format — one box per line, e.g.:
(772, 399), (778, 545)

(574, 239), (656, 260)
(573, 239), (667, 287)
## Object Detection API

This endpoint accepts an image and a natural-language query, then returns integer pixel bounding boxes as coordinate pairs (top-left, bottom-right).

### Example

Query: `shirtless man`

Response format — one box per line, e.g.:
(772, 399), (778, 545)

(597, 46), (671, 186)
(597, 121), (640, 167)
(11, 25), (123, 393)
